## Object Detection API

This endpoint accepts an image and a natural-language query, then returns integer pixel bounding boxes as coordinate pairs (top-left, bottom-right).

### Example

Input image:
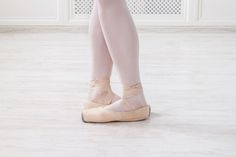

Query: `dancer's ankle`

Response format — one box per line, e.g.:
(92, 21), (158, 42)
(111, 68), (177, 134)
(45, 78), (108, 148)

(88, 78), (112, 104)
(90, 77), (111, 88)
(122, 82), (143, 98)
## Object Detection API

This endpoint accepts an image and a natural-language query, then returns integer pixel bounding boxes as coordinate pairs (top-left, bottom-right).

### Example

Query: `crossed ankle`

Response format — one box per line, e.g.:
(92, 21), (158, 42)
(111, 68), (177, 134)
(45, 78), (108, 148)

(86, 80), (148, 111)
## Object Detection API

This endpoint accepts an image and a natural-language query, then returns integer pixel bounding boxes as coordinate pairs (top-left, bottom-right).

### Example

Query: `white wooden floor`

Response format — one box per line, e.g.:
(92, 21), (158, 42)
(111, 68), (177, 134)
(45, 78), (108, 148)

(0, 30), (236, 157)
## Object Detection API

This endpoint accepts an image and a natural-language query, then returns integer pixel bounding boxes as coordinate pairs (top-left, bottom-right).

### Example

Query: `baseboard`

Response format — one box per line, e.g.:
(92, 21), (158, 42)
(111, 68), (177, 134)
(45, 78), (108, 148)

(0, 25), (236, 33)
(0, 25), (88, 33)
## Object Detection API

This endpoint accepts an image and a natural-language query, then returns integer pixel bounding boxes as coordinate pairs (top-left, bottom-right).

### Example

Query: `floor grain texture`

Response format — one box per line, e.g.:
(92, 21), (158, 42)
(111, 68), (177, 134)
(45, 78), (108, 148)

(0, 31), (236, 157)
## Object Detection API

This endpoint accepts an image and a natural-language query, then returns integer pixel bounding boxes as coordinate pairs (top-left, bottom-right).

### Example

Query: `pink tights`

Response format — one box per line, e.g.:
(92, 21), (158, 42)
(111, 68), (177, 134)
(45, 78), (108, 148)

(88, 0), (147, 111)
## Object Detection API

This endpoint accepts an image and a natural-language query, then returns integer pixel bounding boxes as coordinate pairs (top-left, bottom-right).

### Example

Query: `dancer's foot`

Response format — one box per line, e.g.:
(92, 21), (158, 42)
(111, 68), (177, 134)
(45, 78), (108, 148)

(83, 78), (120, 110)
(82, 83), (150, 123)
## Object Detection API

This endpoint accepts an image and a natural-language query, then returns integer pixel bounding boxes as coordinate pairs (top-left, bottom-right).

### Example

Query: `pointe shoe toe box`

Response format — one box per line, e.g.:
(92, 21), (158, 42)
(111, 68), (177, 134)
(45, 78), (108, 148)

(82, 107), (118, 123)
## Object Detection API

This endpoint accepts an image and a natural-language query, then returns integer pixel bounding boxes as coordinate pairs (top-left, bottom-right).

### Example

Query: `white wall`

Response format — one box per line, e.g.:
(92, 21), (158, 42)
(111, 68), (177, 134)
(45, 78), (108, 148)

(198, 0), (236, 25)
(0, 0), (67, 25)
(0, 0), (236, 26)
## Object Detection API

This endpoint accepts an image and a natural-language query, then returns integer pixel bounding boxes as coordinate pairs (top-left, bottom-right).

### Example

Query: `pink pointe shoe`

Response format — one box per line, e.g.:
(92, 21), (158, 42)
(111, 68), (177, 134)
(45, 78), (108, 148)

(82, 83), (151, 123)
(83, 79), (120, 110)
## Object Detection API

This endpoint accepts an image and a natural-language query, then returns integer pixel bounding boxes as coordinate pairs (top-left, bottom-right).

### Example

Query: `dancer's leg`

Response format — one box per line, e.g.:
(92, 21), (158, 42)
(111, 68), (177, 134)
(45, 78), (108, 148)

(96, 0), (140, 86)
(96, 0), (148, 111)
(89, 1), (112, 80)
(86, 1), (119, 105)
